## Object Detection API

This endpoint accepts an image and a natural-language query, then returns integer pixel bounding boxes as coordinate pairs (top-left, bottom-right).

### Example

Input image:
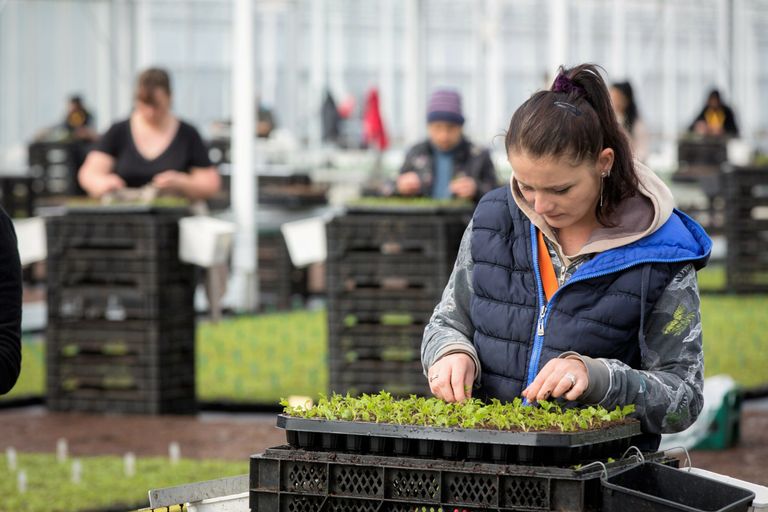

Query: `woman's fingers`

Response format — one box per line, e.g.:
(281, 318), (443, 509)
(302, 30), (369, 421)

(522, 358), (589, 402)
(428, 353), (475, 403)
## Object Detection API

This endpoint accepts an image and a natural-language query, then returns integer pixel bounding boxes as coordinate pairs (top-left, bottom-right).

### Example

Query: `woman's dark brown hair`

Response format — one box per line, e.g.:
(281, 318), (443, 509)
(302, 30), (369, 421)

(136, 68), (172, 106)
(505, 64), (638, 226)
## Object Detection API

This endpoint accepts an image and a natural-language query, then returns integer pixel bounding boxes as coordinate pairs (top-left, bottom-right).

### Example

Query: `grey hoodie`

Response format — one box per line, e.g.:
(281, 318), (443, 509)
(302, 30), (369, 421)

(422, 162), (704, 434)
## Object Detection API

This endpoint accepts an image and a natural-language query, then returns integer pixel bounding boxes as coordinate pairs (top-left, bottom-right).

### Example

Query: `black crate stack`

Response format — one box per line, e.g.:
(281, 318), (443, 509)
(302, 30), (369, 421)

(46, 209), (197, 414)
(724, 167), (768, 293)
(28, 141), (85, 196)
(0, 176), (36, 218)
(258, 230), (307, 310)
(326, 207), (471, 397)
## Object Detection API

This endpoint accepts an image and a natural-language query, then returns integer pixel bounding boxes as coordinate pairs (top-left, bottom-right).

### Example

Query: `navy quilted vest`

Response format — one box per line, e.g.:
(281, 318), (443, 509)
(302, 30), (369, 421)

(470, 186), (711, 406)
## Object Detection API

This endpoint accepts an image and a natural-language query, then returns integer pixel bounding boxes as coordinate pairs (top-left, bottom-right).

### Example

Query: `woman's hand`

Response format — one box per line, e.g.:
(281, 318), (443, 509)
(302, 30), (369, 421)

(522, 357), (588, 402)
(427, 353), (475, 402)
(152, 170), (189, 192)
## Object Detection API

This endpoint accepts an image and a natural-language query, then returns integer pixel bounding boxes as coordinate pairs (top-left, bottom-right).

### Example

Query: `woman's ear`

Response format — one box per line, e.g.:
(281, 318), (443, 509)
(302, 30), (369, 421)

(597, 148), (615, 175)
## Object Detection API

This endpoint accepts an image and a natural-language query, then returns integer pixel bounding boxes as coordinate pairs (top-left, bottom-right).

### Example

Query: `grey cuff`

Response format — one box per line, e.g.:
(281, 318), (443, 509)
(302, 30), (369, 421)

(558, 351), (610, 404)
(431, 343), (481, 384)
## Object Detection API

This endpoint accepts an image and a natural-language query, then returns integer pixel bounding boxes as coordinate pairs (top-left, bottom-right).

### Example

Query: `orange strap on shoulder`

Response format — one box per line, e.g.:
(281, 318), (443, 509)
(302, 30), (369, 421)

(537, 229), (559, 302)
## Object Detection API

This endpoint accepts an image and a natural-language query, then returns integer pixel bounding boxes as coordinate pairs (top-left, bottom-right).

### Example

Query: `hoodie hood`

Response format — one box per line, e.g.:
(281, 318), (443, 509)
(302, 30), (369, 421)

(510, 160), (676, 263)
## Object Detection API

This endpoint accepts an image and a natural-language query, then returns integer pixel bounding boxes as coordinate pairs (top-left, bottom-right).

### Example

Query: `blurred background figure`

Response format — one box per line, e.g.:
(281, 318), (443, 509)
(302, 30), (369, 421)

(689, 89), (740, 138)
(78, 67), (220, 200)
(62, 95), (97, 142)
(610, 81), (649, 162)
(396, 89), (497, 203)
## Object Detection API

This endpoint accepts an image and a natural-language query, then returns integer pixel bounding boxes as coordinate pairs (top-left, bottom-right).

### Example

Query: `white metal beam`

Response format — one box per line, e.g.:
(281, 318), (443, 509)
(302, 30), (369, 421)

(231, 0), (257, 311)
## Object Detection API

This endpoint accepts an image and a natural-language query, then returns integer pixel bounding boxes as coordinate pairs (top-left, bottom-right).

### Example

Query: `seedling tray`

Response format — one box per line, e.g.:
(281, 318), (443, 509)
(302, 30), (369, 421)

(278, 414), (642, 466)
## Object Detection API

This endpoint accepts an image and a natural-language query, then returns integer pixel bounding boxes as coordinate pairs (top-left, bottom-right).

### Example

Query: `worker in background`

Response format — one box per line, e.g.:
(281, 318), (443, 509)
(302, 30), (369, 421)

(396, 89), (498, 203)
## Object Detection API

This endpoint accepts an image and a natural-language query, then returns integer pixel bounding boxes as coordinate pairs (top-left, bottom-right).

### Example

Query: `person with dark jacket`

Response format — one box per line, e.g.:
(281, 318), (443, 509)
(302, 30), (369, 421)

(0, 207), (22, 395)
(689, 89), (739, 137)
(422, 64), (711, 450)
(397, 89), (497, 203)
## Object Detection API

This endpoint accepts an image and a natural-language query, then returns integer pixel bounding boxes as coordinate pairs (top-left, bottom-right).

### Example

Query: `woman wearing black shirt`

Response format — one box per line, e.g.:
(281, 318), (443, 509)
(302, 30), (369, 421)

(0, 207), (21, 395)
(78, 68), (220, 199)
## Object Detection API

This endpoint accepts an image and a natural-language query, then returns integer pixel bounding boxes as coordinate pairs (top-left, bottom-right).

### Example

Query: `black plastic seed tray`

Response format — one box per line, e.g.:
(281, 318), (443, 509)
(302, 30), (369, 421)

(251, 445), (676, 512)
(278, 415), (642, 467)
(602, 462), (755, 512)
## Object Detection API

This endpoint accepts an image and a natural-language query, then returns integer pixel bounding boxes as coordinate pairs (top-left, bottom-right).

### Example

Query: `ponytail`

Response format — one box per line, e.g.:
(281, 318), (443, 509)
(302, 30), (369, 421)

(505, 64), (638, 226)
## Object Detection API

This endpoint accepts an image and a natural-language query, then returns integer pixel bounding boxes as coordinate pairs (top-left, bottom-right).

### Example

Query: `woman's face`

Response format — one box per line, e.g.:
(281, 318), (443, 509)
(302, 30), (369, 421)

(135, 88), (171, 126)
(508, 149), (613, 231)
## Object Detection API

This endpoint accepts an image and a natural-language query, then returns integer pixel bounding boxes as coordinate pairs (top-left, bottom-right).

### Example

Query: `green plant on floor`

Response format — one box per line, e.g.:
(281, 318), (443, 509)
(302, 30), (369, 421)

(0, 452), (245, 512)
(281, 391), (636, 433)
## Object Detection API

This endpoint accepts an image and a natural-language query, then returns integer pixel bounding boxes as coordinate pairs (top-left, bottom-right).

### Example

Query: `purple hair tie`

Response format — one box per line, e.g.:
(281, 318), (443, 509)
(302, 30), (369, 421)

(551, 73), (584, 95)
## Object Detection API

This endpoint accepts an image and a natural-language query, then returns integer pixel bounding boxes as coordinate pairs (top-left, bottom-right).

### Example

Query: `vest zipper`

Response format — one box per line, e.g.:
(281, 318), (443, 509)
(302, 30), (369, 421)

(536, 305), (546, 336)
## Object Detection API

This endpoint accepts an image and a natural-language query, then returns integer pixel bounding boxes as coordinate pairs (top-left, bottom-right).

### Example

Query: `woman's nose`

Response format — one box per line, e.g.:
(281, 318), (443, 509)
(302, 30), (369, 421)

(533, 194), (553, 215)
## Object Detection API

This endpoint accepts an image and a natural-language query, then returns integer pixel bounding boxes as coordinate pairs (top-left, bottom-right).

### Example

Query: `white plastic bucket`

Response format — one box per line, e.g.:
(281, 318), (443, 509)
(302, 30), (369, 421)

(13, 217), (47, 266)
(280, 216), (327, 267)
(178, 216), (236, 268)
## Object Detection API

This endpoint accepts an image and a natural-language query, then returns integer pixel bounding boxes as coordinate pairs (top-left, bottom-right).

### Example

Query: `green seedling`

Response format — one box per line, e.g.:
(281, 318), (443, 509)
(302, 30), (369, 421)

(281, 391), (636, 432)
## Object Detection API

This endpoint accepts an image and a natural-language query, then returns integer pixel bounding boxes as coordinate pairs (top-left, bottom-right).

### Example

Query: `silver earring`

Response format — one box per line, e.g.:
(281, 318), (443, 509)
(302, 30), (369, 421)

(599, 173), (607, 207)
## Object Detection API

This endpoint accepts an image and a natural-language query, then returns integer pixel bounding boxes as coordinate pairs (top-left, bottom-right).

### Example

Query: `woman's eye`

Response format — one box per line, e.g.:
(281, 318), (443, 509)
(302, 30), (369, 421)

(553, 187), (571, 195)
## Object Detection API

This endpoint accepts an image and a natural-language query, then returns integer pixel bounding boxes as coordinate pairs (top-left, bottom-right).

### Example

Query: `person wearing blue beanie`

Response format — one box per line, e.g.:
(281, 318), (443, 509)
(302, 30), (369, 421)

(396, 89), (497, 203)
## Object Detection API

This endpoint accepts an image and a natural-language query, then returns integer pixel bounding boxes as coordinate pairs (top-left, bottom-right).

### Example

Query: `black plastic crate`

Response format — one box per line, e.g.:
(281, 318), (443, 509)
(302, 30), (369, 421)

(28, 141), (84, 196)
(46, 322), (194, 358)
(723, 168), (768, 293)
(602, 462), (754, 512)
(47, 257), (194, 289)
(47, 284), (194, 321)
(46, 212), (184, 258)
(326, 213), (467, 260)
(47, 393), (196, 415)
(0, 176), (36, 218)
(277, 415), (642, 467)
(250, 446), (675, 512)
(258, 231), (307, 309)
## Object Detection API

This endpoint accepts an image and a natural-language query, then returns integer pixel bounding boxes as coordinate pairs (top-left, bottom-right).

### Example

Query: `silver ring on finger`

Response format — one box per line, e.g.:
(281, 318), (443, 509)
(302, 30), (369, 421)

(564, 372), (576, 390)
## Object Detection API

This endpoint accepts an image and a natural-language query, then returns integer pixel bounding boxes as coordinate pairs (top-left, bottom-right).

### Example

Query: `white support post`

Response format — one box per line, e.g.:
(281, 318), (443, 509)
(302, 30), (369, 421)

(484, 0), (503, 141)
(309, 0), (327, 149)
(610, 0), (626, 78)
(379, 0), (395, 142)
(662, 1), (677, 161)
(548, 0), (568, 72)
(403, 0), (424, 144)
(231, 0), (257, 312)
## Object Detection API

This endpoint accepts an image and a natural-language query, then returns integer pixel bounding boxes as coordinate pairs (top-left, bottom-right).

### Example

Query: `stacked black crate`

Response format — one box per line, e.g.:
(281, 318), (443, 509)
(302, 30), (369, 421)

(326, 206), (471, 396)
(724, 167), (768, 293)
(28, 141), (85, 196)
(46, 209), (197, 414)
(258, 230), (307, 310)
(0, 176), (36, 218)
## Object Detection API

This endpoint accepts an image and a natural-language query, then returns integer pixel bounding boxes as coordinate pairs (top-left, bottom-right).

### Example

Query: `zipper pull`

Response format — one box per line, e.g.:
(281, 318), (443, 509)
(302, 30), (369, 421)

(537, 305), (546, 336)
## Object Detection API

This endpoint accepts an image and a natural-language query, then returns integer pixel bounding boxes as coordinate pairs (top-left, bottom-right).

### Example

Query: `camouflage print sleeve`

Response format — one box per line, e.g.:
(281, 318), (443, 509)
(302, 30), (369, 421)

(597, 263), (705, 434)
(421, 221), (481, 380)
